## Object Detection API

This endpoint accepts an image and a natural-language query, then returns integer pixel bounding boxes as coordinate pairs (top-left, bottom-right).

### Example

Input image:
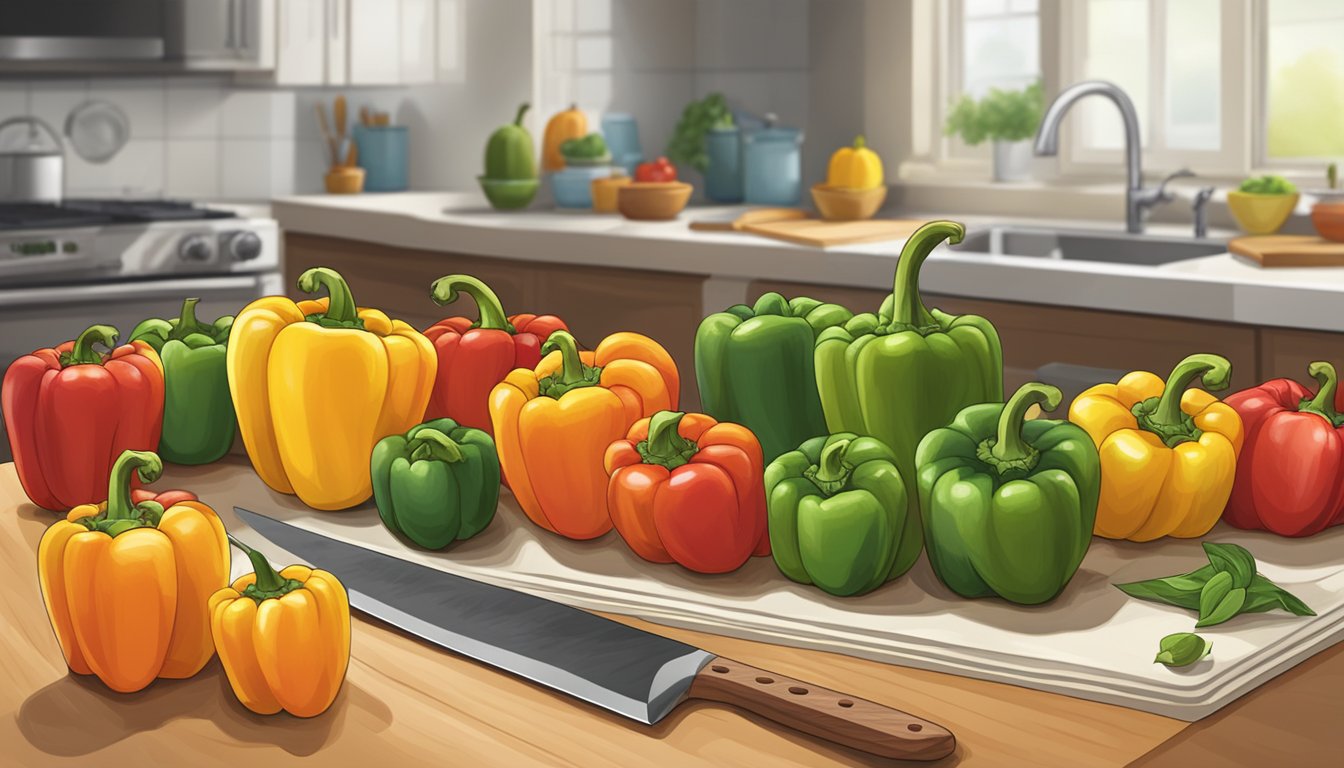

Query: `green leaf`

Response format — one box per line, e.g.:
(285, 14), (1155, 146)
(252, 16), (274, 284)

(1203, 542), (1256, 589)
(1114, 564), (1217, 611)
(1243, 576), (1316, 617)
(1197, 585), (1247, 628)
(1198, 571), (1234, 616)
(1155, 633), (1211, 668)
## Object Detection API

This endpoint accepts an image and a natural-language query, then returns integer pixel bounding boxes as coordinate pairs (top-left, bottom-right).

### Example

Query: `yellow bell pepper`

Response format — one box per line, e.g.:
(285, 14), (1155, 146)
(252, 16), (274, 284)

(1069, 354), (1244, 542)
(227, 267), (437, 510)
(826, 135), (884, 190)
(210, 536), (350, 717)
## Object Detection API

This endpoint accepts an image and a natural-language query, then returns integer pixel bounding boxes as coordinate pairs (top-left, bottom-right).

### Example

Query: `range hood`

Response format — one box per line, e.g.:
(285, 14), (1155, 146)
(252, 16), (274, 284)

(0, 1), (168, 62)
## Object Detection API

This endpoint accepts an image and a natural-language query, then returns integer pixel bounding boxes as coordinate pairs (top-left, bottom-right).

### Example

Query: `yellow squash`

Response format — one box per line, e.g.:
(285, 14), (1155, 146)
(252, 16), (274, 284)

(543, 103), (587, 172)
(1069, 354), (1244, 541)
(227, 267), (436, 510)
(826, 135), (884, 190)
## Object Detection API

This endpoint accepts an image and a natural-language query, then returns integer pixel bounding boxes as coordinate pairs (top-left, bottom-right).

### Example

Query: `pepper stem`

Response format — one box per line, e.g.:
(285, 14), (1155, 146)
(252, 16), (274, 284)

(814, 438), (852, 483)
(298, 267), (361, 325)
(853, 135), (867, 150)
(890, 220), (965, 329)
(514, 102), (530, 127)
(430, 275), (514, 332)
(62, 324), (118, 366)
(753, 291), (790, 317)
(409, 428), (465, 463)
(991, 383), (1061, 465)
(543, 330), (586, 387)
(1151, 353), (1232, 427)
(1300, 361), (1342, 425)
(170, 297), (209, 340)
(227, 534), (286, 593)
(105, 450), (163, 521)
(637, 411), (698, 470)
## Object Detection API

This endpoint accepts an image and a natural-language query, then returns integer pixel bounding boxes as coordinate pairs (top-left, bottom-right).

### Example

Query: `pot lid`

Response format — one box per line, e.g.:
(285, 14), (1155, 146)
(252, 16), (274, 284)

(0, 116), (64, 157)
(743, 113), (802, 145)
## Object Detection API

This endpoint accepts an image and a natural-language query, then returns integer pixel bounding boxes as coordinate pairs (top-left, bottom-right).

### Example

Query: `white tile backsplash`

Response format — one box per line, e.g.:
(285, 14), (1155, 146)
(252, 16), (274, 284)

(29, 80), (88, 137)
(165, 82), (223, 138)
(220, 139), (278, 200)
(166, 139), (221, 198)
(97, 79), (166, 139)
(66, 140), (165, 198)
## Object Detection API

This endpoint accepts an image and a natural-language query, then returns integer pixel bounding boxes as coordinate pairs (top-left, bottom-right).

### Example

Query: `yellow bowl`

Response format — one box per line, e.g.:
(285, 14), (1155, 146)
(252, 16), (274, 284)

(591, 174), (631, 213)
(617, 181), (693, 221)
(811, 184), (887, 221)
(1227, 191), (1299, 235)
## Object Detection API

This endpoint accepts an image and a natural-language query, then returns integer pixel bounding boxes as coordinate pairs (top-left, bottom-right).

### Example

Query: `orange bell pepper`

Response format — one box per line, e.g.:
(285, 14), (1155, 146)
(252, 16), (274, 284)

(210, 537), (351, 717)
(37, 450), (229, 693)
(489, 330), (679, 540)
(604, 410), (770, 573)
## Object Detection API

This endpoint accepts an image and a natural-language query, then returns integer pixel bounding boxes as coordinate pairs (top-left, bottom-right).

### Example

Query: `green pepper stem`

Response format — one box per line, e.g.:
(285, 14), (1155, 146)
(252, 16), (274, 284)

(1300, 361), (1341, 423)
(63, 324), (118, 366)
(104, 450), (163, 521)
(227, 534), (285, 593)
(409, 428), (465, 463)
(514, 103), (530, 127)
(890, 220), (965, 328)
(171, 297), (209, 340)
(853, 135), (867, 150)
(638, 411), (697, 470)
(813, 439), (852, 483)
(991, 383), (1061, 464)
(753, 291), (790, 317)
(430, 275), (514, 332)
(298, 267), (359, 324)
(1151, 353), (1232, 428)
(542, 330), (586, 387)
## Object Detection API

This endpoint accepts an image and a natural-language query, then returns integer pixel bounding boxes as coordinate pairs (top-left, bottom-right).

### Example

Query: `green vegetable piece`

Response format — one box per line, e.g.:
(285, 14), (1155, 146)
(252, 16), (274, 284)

(666, 92), (733, 173)
(1114, 544), (1313, 625)
(484, 103), (537, 181)
(1203, 541), (1255, 589)
(1155, 633), (1211, 668)
(560, 132), (609, 160)
(1328, 162), (1338, 190)
(1237, 174), (1297, 195)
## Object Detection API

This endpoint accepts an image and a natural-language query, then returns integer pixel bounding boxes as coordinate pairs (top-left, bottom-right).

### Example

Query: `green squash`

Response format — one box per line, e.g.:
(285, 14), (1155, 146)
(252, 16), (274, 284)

(484, 103), (537, 181)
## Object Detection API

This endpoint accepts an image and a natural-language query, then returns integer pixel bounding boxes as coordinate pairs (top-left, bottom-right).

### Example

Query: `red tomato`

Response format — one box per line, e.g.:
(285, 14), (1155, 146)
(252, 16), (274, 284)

(635, 156), (677, 183)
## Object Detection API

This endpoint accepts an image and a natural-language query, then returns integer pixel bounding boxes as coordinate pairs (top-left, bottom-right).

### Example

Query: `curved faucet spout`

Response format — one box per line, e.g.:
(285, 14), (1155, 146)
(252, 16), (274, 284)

(1034, 80), (1146, 232)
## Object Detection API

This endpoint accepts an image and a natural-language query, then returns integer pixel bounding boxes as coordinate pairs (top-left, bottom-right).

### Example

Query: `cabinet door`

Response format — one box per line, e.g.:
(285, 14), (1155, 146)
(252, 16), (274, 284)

(325, 0), (349, 85)
(436, 0), (464, 81)
(173, 0), (235, 60)
(1258, 327), (1344, 384)
(348, 0), (401, 85)
(274, 0), (325, 85)
(400, 0), (436, 84)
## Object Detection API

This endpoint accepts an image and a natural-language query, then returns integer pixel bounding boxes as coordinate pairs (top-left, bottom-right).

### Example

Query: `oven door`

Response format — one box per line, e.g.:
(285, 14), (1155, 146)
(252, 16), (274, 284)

(0, 272), (281, 461)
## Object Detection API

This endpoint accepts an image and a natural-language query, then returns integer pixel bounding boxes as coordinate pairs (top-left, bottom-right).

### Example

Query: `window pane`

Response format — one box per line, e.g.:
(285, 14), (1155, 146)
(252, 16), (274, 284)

(963, 15), (1039, 98)
(1080, 0), (1149, 150)
(1164, 0), (1220, 150)
(1267, 0), (1344, 158)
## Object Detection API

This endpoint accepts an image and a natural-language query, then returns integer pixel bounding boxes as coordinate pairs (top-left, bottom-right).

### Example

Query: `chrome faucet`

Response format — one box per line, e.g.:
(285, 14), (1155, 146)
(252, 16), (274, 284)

(1193, 186), (1215, 238)
(1034, 80), (1174, 234)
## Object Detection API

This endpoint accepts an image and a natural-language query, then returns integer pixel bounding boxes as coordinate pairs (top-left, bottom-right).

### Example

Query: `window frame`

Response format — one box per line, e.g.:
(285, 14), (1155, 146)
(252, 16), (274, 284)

(1253, 0), (1344, 169)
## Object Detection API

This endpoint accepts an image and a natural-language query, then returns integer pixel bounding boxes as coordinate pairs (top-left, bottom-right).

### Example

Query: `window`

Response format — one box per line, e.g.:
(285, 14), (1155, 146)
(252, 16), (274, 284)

(1264, 0), (1344, 160)
(961, 0), (1040, 98)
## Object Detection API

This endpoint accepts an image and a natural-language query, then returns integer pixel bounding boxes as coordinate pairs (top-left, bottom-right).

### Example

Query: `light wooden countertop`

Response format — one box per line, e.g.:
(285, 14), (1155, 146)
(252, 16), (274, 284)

(1, 459), (1338, 767)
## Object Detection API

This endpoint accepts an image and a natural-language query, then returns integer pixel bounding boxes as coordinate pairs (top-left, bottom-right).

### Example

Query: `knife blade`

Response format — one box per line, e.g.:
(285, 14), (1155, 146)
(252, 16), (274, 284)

(233, 506), (956, 761)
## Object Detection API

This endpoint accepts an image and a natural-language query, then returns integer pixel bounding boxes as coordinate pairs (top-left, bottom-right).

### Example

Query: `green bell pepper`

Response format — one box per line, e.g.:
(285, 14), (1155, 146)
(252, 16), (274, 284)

(484, 103), (537, 181)
(814, 220), (1003, 578)
(370, 418), (500, 549)
(695, 292), (852, 463)
(915, 383), (1100, 605)
(765, 432), (909, 596)
(129, 297), (236, 465)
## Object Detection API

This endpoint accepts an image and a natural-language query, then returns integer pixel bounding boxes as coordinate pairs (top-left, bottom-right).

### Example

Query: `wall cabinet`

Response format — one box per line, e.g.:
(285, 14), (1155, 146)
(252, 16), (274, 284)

(270, 0), (443, 86)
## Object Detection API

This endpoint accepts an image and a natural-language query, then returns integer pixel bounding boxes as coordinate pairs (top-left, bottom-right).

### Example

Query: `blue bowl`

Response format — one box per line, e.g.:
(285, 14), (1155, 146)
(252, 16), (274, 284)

(551, 166), (611, 209)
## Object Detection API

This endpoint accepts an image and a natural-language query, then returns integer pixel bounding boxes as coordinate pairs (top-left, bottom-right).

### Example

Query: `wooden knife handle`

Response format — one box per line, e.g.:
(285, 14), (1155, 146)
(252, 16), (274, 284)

(687, 656), (956, 762)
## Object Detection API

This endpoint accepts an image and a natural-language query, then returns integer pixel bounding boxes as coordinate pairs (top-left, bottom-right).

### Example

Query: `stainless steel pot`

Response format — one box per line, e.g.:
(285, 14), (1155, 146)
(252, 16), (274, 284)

(0, 116), (64, 203)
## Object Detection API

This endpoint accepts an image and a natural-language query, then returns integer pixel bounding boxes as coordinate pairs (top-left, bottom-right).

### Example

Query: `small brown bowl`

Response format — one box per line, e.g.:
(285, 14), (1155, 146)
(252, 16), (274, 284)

(812, 184), (887, 221)
(617, 181), (693, 221)
(1311, 201), (1344, 242)
(325, 166), (366, 194)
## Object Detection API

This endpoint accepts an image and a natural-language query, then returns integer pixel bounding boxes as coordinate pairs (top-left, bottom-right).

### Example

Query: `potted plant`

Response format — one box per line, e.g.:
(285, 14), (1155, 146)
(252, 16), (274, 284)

(943, 81), (1044, 182)
(1228, 174), (1299, 235)
(666, 93), (740, 202)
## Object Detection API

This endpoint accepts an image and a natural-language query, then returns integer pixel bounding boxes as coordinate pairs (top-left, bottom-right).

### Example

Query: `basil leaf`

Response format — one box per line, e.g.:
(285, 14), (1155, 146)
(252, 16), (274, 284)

(1114, 564), (1217, 611)
(1203, 542), (1256, 589)
(1155, 632), (1211, 667)
(1243, 576), (1316, 617)
(1197, 586), (1247, 628)
(1198, 571), (1233, 616)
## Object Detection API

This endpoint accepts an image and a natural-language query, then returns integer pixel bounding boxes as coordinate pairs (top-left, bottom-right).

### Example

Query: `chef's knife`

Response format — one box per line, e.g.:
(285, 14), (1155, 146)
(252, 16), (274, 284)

(234, 507), (955, 761)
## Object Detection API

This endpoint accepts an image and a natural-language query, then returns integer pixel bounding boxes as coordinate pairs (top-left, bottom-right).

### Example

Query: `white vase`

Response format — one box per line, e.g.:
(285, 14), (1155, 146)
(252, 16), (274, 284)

(992, 139), (1032, 182)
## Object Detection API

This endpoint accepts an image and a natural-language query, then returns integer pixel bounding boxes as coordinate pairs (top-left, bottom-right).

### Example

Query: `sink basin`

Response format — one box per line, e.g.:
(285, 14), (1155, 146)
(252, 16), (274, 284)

(952, 226), (1227, 266)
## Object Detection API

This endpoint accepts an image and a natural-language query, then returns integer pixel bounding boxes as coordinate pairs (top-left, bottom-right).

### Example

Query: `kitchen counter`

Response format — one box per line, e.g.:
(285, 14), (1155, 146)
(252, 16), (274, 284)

(2, 459), (1340, 767)
(271, 192), (1344, 333)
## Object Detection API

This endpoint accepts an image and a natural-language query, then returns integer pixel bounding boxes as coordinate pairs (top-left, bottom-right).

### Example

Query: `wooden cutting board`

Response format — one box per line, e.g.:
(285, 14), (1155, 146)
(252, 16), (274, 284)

(1228, 235), (1344, 267)
(687, 208), (809, 232)
(742, 218), (927, 248)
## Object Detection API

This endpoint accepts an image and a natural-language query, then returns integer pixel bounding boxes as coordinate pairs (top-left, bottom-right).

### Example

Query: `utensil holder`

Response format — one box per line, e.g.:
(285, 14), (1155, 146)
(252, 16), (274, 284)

(353, 125), (409, 192)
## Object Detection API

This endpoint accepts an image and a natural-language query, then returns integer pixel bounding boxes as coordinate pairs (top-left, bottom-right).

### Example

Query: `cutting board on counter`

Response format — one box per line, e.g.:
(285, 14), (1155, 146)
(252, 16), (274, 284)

(196, 462), (1344, 723)
(1229, 235), (1344, 267)
(690, 209), (925, 247)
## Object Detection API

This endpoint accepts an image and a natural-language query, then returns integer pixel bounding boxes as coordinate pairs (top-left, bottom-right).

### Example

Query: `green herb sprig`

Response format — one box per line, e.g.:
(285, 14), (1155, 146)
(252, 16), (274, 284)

(666, 93), (734, 173)
(943, 81), (1044, 146)
(1237, 174), (1298, 195)
(1155, 633), (1211, 668)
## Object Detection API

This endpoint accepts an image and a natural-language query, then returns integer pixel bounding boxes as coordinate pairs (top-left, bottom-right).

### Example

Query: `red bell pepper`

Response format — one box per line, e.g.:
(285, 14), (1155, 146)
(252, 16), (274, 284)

(1224, 361), (1344, 537)
(423, 275), (567, 434)
(1, 325), (164, 510)
(635, 156), (677, 183)
(603, 410), (770, 573)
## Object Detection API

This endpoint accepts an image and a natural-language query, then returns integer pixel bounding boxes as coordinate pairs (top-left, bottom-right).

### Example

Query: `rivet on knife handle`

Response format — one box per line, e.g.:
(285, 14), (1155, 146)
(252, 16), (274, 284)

(688, 656), (956, 761)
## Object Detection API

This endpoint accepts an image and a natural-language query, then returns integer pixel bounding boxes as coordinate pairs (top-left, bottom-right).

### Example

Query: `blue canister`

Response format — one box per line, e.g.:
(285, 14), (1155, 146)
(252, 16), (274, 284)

(551, 165), (612, 208)
(353, 125), (409, 192)
(704, 126), (743, 203)
(600, 113), (645, 177)
(742, 114), (802, 206)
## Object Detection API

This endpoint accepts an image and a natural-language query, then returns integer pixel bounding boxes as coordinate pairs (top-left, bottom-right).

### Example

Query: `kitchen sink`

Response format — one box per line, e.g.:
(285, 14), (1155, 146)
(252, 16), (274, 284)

(952, 226), (1227, 266)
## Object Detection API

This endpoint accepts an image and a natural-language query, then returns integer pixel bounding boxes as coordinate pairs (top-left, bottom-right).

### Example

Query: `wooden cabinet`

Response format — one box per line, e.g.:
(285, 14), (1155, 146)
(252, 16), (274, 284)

(1258, 327), (1344, 382)
(286, 235), (707, 408)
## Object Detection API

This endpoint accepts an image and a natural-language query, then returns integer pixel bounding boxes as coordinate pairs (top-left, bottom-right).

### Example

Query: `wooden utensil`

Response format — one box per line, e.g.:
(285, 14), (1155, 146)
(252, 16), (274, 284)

(344, 140), (359, 168)
(1228, 235), (1344, 267)
(334, 95), (348, 140)
(688, 208), (810, 232)
(315, 103), (338, 167)
(360, 106), (372, 127)
(743, 218), (927, 248)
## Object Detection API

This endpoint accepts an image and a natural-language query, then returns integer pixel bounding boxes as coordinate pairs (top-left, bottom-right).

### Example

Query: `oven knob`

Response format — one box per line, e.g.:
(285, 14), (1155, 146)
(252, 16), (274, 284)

(227, 231), (263, 261)
(178, 234), (212, 262)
